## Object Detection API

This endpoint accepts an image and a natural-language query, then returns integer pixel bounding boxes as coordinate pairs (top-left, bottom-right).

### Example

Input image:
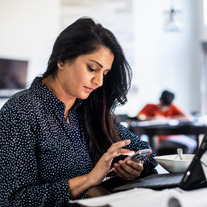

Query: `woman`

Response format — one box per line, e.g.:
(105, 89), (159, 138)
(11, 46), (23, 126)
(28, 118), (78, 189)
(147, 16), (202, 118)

(0, 17), (157, 206)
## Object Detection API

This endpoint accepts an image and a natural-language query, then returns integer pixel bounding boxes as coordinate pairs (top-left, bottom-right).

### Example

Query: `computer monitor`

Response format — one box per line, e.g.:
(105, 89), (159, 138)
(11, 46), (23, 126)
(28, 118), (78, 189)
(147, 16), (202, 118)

(0, 58), (28, 98)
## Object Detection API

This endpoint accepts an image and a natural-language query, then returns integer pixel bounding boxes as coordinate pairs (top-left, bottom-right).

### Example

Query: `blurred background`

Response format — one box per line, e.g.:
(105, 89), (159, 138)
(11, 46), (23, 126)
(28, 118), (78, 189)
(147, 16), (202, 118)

(0, 0), (207, 118)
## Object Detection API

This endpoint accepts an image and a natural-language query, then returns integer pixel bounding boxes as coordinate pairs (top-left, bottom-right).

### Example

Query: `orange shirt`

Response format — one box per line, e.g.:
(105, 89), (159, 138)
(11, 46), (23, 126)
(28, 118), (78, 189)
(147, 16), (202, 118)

(138, 104), (183, 141)
(138, 104), (183, 118)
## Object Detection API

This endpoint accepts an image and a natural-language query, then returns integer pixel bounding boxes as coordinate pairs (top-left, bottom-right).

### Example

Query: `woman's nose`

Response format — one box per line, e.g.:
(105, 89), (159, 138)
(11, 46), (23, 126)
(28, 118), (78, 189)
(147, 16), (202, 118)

(92, 72), (103, 87)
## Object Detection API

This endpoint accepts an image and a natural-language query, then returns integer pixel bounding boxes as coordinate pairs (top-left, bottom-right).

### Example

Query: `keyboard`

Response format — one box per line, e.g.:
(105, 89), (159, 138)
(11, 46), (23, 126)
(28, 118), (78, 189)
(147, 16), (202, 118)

(113, 172), (184, 192)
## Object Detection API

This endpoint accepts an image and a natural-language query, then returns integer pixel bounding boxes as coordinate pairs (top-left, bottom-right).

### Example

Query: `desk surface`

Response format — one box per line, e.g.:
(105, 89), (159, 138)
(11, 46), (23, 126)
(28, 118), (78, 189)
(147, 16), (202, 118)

(127, 120), (207, 152)
(128, 120), (207, 136)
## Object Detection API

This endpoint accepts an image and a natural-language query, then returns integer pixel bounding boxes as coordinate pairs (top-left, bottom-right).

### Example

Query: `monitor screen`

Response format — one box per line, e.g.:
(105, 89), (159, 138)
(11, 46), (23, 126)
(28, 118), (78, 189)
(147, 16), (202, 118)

(0, 58), (28, 98)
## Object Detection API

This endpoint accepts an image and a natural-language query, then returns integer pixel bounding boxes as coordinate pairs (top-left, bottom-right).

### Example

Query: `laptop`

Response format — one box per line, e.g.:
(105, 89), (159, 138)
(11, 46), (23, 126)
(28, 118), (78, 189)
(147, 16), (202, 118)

(102, 134), (207, 193)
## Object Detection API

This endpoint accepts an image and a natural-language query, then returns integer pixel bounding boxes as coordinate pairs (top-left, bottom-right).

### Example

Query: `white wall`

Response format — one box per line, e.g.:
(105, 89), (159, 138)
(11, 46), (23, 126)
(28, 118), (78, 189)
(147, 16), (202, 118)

(117, 0), (202, 117)
(0, 0), (60, 107)
(0, 0), (204, 117)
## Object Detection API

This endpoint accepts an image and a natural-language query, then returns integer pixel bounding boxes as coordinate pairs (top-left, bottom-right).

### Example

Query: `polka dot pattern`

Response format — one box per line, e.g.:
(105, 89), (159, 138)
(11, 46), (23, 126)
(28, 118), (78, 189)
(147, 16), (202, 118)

(0, 77), (157, 206)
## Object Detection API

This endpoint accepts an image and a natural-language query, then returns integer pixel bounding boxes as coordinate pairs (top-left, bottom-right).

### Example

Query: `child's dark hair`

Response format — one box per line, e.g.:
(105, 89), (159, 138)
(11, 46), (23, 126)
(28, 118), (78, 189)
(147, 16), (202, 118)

(160, 90), (175, 106)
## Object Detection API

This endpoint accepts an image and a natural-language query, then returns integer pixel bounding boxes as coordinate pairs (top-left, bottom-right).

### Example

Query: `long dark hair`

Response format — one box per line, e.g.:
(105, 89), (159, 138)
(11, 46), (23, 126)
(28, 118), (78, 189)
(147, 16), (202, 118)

(43, 17), (132, 164)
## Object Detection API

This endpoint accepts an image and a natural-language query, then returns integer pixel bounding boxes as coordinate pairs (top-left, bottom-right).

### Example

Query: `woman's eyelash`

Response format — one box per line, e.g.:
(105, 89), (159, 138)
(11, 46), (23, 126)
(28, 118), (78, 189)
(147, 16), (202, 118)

(87, 65), (109, 77)
(88, 66), (96, 72)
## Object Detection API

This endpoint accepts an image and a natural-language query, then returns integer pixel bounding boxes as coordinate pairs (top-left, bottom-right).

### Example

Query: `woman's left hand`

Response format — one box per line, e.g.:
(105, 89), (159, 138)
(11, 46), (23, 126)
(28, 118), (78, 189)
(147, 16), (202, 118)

(113, 158), (144, 180)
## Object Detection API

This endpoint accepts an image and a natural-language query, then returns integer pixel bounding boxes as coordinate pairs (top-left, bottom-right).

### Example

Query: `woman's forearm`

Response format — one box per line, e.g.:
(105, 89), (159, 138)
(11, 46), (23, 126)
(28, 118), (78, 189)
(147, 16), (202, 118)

(68, 173), (95, 198)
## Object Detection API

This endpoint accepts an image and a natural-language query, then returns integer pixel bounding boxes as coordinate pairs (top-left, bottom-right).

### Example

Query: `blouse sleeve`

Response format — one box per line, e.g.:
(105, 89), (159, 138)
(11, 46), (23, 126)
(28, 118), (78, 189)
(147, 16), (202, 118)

(0, 104), (84, 207)
(115, 120), (158, 177)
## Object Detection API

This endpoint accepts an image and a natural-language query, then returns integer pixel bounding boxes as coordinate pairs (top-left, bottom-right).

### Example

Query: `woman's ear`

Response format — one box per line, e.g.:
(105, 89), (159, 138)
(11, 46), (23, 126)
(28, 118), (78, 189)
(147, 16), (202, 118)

(57, 61), (64, 70)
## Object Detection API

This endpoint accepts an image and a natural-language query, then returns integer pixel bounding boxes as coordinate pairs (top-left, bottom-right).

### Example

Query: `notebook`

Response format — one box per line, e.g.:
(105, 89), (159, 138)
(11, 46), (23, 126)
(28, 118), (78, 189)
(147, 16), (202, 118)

(102, 134), (207, 193)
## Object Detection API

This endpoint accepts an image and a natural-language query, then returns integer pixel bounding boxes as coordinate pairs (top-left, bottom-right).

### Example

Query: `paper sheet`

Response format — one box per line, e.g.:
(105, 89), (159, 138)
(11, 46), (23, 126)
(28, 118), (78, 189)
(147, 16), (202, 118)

(70, 187), (207, 207)
(168, 188), (207, 207)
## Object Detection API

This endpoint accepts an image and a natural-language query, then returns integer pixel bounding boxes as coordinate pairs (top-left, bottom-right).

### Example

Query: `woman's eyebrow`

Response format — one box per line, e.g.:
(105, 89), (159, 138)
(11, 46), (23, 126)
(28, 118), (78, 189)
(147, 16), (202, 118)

(89, 60), (103, 68)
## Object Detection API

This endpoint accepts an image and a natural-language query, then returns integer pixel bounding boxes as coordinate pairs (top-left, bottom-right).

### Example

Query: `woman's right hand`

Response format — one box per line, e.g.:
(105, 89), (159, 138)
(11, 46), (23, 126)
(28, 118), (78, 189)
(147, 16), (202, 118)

(87, 139), (135, 186)
(68, 139), (135, 198)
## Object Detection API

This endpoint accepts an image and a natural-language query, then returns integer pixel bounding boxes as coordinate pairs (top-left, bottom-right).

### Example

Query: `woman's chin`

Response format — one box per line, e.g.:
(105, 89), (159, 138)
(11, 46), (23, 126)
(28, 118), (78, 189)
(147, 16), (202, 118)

(78, 94), (90, 100)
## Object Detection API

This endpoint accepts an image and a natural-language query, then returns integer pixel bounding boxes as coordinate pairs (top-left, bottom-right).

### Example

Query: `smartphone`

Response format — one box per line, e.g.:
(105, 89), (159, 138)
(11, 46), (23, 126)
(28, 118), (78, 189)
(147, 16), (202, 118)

(106, 149), (151, 178)
(126, 149), (151, 162)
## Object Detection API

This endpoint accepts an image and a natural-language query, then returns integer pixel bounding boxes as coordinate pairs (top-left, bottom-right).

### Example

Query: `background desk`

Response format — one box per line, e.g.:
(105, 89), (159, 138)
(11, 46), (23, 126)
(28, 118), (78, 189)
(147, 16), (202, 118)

(128, 121), (207, 151)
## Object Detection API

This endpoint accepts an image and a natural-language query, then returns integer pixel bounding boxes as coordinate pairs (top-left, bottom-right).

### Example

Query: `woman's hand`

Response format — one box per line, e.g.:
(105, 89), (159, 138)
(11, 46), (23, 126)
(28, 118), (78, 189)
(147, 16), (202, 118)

(87, 139), (134, 186)
(113, 159), (144, 180)
(113, 149), (152, 180)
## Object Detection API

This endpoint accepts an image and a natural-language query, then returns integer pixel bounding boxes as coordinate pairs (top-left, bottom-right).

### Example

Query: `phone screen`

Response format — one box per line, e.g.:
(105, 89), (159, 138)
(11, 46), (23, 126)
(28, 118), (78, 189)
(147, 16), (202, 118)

(127, 149), (151, 161)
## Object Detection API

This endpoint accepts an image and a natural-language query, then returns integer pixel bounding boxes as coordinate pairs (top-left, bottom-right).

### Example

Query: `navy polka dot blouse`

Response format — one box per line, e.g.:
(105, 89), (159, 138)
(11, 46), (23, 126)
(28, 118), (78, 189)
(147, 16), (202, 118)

(0, 77), (157, 207)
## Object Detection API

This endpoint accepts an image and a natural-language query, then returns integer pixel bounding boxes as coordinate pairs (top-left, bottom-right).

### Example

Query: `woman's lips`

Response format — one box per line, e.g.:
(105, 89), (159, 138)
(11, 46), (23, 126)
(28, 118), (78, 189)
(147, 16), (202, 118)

(84, 86), (94, 93)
